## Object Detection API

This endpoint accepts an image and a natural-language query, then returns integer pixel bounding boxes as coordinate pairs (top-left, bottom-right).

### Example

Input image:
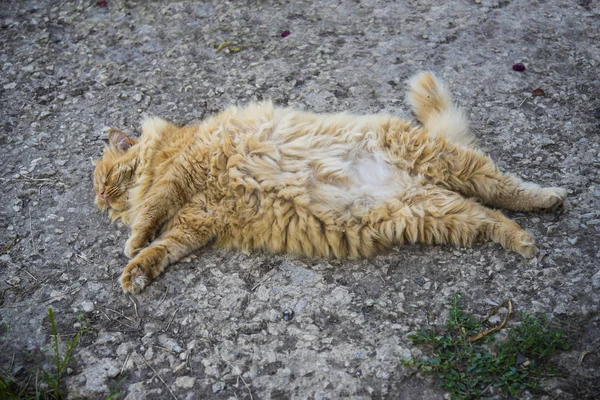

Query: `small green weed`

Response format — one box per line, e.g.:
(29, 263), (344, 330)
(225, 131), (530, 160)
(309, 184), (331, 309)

(407, 295), (569, 399)
(41, 307), (81, 399)
(0, 374), (24, 400)
(105, 377), (126, 400)
(0, 308), (81, 400)
(75, 312), (92, 336)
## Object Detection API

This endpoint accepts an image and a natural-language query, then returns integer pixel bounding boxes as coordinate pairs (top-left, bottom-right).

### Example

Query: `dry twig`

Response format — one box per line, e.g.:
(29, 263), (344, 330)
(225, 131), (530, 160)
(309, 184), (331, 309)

(252, 268), (280, 291)
(223, 357), (253, 400)
(128, 295), (139, 320)
(76, 253), (93, 263)
(158, 284), (169, 306)
(119, 353), (130, 376)
(0, 287), (80, 309)
(141, 354), (179, 400)
(469, 299), (513, 342)
(165, 308), (179, 331)
(578, 349), (598, 365)
(28, 208), (37, 254)
(104, 306), (136, 324)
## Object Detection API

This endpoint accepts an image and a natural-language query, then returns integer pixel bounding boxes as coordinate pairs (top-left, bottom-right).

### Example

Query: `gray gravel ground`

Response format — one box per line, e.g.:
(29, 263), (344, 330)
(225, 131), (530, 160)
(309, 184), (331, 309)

(1, 0), (599, 399)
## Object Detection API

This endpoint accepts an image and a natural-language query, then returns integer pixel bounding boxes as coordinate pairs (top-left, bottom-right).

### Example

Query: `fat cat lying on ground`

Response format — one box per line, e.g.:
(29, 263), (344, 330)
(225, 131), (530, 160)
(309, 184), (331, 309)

(94, 72), (566, 294)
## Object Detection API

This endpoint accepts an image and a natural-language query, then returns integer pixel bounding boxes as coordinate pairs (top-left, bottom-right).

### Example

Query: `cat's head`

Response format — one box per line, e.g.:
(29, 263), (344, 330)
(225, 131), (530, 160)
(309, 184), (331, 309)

(93, 129), (139, 218)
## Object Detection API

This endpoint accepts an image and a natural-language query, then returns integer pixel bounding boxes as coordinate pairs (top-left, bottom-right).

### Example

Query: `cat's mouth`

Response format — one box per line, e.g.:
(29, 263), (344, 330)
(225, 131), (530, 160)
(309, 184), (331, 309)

(95, 196), (109, 210)
(95, 191), (117, 210)
(99, 195), (128, 212)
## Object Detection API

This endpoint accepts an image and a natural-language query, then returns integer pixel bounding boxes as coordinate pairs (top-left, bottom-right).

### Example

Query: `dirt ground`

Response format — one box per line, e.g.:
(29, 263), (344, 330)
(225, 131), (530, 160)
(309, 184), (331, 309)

(1, 0), (599, 399)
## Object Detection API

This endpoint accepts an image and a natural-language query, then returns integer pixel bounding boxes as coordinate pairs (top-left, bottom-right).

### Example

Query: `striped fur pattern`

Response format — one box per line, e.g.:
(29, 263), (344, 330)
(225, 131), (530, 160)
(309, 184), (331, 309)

(93, 72), (566, 293)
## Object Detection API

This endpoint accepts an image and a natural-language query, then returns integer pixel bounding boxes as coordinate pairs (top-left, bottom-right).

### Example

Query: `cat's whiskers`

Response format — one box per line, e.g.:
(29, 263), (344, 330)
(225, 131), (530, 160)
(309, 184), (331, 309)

(120, 182), (138, 190)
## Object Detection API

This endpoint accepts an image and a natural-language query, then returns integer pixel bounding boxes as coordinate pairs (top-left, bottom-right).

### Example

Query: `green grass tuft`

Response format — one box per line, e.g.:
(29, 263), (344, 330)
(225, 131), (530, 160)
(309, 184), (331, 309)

(407, 294), (569, 399)
(0, 308), (82, 400)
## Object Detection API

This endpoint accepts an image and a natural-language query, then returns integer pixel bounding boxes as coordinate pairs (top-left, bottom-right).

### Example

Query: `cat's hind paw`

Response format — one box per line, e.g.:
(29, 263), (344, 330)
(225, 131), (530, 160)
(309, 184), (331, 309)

(539, 187), (567, 211)
(120, 264), (150, 294)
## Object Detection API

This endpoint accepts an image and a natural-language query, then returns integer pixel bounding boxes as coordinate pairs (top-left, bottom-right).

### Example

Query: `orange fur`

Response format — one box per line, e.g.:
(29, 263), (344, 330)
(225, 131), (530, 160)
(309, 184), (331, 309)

(93, 72), (567, 293)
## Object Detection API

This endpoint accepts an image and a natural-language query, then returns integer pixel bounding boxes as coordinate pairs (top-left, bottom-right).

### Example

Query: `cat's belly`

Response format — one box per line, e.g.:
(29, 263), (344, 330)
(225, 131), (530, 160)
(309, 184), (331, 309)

(308, 151), (413, 214)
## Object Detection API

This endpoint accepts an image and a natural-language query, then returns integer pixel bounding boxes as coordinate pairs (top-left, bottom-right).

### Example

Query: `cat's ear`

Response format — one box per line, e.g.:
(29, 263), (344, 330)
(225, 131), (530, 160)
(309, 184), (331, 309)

(108, 128), (135, 153)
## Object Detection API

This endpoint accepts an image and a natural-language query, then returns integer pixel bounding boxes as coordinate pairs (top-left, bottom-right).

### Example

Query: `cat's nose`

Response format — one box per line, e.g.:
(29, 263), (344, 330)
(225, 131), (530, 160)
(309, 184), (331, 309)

(99, 190), (105, 199)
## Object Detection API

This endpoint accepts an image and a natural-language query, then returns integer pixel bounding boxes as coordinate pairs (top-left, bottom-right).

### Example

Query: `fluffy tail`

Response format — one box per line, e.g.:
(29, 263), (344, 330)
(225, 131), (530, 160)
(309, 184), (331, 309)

(406, 71), (474, 147)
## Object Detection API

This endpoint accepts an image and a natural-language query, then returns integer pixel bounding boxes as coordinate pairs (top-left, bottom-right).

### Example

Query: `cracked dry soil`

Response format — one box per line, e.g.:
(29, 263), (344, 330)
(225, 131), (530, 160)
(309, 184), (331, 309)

(1, 1), (599, 399)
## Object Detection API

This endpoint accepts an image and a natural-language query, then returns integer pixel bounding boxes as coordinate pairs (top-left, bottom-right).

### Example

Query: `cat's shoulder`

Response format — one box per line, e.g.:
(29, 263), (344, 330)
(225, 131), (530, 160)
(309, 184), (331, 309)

(141, 116), (176, 140)
(236, 100), (280, 116)
(215, 100), (292, 124)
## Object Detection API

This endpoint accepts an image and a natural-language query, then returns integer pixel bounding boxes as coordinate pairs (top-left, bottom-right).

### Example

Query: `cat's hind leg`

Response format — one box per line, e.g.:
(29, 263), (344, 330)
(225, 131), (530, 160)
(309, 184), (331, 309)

(120, 207), (217, 294)
(433, 144), (566, 212)
(384, 126), (566, 212)
(402, 72), (566, 211)
(373, 186), (537, 258)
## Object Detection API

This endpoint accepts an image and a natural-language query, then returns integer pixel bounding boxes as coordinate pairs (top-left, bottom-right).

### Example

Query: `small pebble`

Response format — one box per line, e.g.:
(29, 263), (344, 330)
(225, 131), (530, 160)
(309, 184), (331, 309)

(591, 270), (600, 288)
(7, 276), (21, 286)
(38, 110), (52, 120)
(516, 354), (528, 364)
(282, 309), (294, 321)
(212, 382), (226, 393)
(80, 300), (94, 312)
(175, 376), (195, 389)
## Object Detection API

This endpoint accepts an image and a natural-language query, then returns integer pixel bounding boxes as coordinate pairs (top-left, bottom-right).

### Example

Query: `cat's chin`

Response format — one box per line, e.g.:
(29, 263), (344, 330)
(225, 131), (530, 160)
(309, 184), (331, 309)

(108, 209), (126, 223)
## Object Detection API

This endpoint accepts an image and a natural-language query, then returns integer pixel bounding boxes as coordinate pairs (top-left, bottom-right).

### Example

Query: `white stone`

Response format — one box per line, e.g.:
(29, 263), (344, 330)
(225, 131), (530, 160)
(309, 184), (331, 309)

(174, 376), (195, 389)
(592, 270), (600, 288)
(81, 300), (94, 312)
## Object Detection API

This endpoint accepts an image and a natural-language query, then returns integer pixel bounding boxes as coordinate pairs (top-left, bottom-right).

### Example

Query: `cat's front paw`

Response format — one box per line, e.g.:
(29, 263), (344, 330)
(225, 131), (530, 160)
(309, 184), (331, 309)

(124, 234), (149, 259)
(120, 261), (151, 294)
(512, 231), (538, 259)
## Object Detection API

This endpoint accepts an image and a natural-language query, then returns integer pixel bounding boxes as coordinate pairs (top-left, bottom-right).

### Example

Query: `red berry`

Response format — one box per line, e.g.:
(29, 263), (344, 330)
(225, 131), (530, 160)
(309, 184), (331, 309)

(281, 30), (291, 38)
(512, 63), (526, 72)
(97, 1), (107, 7)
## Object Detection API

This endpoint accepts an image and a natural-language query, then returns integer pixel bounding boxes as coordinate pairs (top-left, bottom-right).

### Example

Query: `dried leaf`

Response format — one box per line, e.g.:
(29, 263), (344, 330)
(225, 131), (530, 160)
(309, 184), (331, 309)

(216, 41), (230, 53)
(532, 88), (545, 97)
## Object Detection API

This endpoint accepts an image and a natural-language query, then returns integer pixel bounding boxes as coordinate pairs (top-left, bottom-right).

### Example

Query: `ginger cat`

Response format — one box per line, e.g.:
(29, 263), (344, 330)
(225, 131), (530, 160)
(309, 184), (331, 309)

(93, 72), (566, 294)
